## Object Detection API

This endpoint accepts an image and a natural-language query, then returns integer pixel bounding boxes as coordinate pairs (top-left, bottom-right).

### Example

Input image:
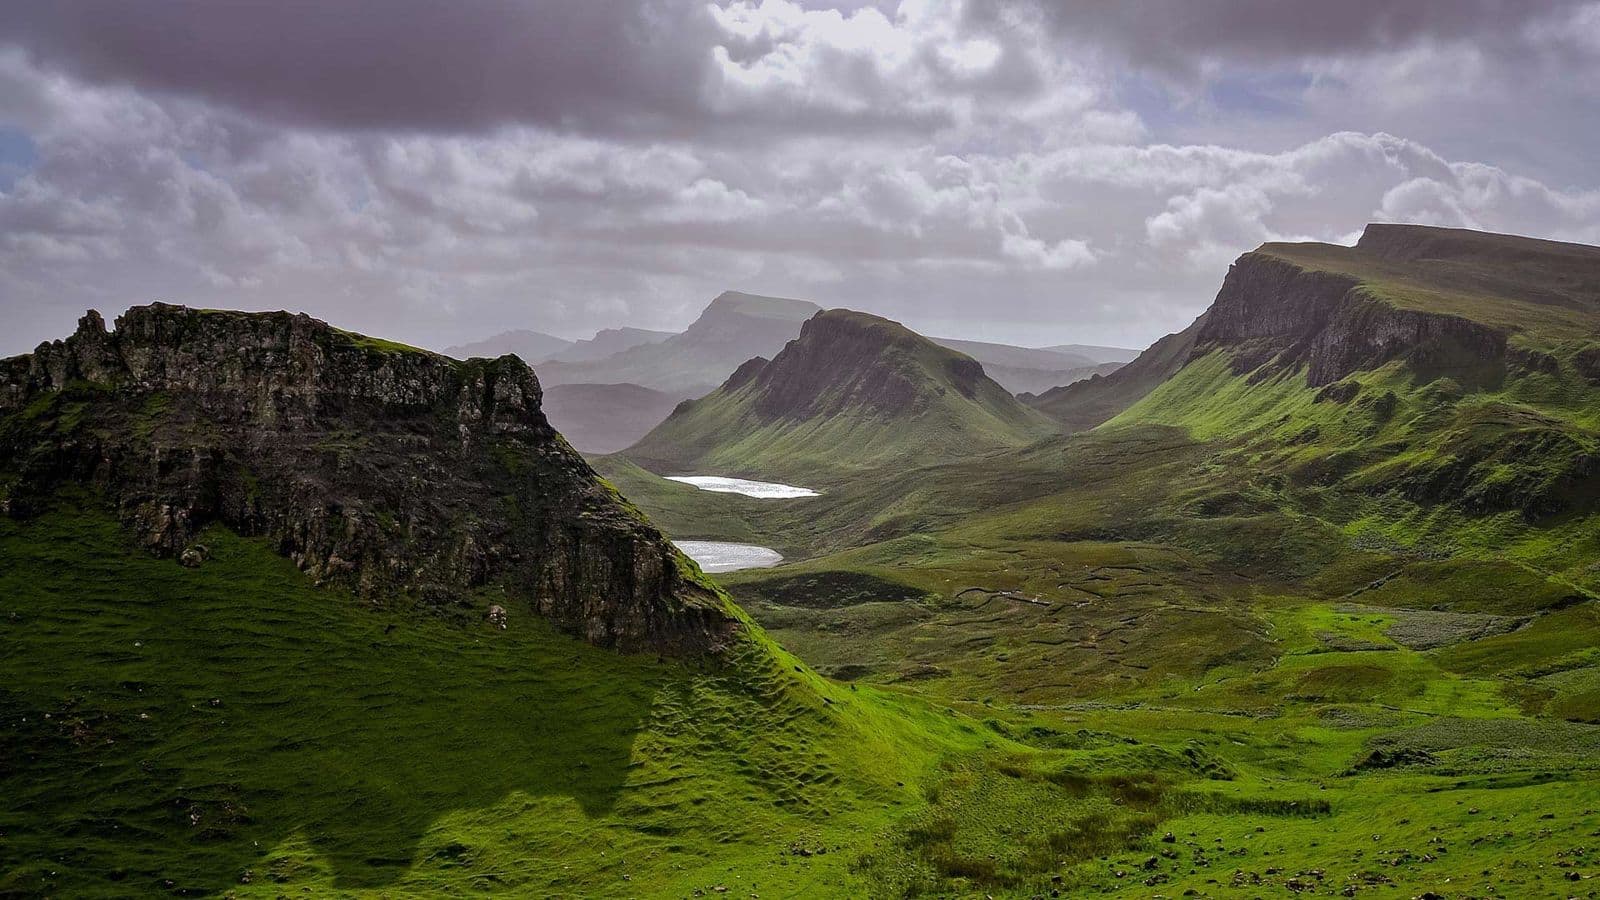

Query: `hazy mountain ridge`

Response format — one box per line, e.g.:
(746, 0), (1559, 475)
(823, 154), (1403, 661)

(542, 381), (685, 454)
(443, 328), (572, 362)
(538, 291), (822, 396)
(547, 326), (674, 363)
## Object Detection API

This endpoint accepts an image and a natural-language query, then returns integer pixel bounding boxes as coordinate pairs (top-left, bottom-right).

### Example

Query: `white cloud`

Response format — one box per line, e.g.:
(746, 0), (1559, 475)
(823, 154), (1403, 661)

(0, 7), (1598, 354)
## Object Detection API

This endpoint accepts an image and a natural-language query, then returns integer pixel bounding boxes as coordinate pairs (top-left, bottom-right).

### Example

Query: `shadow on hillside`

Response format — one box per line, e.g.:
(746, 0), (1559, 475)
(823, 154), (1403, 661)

(0, 502), (662, 893)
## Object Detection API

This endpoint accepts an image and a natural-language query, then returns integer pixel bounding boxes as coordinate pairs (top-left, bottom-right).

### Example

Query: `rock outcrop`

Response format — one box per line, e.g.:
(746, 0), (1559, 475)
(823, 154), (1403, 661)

(0, 304), (737, 655)
(1196, 252), (1508, 387)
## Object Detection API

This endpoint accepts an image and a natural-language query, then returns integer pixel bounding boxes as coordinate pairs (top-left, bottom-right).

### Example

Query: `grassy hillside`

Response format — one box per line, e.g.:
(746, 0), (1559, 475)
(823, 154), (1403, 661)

(1262, 224), (1600, 345)
(10, 493), (1539, 898)
(626, 309), (1056, 482)
(0, 494), (997, 897)
(596, 226), (1600, 897)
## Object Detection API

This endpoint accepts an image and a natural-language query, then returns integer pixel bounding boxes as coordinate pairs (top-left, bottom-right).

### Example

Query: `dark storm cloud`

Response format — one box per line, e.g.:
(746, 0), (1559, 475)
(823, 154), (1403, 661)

(1, 1), (1598, 359)
(975, 0), (1591, 74)
(0, 0), (720, 134)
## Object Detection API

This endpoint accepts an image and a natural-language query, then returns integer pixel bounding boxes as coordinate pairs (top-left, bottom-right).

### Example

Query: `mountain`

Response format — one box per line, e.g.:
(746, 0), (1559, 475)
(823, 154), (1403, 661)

(443, 328), (572, 362)
(626, 309), (1057, 479)
(537, 291), (821, 396)
(601, 224), (1600, 899)
(930, 337), (1129, 394)
(0, 302), (1009, 896)
(1040, 343), (1139, 364)
(1039, 223), (1600, 517)
(0, 304), (734, 653)
(545, 326), (674, 363)
(542, 382), (684, 454)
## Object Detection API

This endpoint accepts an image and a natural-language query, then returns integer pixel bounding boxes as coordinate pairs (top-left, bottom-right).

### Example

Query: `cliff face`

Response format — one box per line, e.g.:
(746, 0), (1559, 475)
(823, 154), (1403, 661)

(0, 304), (737, 655)
(1030, 227), (1546, 432)
(1196, 253), (1507, 387)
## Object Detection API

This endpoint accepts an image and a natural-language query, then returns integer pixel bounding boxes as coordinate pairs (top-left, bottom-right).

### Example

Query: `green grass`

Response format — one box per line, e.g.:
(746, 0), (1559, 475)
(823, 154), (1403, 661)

(0, 496), (995, 897)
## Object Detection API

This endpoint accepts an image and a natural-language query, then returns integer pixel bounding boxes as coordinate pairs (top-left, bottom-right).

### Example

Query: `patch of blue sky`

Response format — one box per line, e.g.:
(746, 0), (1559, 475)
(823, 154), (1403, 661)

(0, 125), (38, 191)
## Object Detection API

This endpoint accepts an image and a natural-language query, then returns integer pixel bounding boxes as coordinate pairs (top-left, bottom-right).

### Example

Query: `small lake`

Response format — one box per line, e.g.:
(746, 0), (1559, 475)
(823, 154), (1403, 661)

(674, 541), (784, 573)
(665, 475), (819, 499)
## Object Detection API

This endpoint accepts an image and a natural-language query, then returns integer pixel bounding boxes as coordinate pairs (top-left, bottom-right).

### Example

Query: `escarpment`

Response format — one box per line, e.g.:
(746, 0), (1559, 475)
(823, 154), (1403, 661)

(1197, 252), (1508, 387)
(1027, 224), (1590, 432)
(0, 304), (737, 655)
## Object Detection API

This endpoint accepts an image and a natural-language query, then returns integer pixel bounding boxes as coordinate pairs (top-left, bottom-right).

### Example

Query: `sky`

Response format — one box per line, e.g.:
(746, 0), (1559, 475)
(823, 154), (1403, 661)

(1, 1), (1598, 356)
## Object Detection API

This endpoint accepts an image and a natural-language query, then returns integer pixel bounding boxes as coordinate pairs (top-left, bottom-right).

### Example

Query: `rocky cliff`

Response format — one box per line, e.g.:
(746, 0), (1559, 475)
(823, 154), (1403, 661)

(1195, 251), (1508, 387)
(0, 304), (737, 654)
(1028, 224), (1594, 431)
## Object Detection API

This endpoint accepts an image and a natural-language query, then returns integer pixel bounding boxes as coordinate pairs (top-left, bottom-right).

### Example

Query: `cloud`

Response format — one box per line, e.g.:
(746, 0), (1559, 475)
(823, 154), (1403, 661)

(0, 1), (719, 135)
(983, 0), (1591, 75)
(0, 3), (1597, 356)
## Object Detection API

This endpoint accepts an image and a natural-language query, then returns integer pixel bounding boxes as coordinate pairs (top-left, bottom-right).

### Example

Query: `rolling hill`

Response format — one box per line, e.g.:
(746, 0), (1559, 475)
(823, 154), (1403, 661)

(625, 308), (1057, 480)
(541, 381), (685, 454)
(591, 224), (1600, 899)
(442, 328), (572, 363)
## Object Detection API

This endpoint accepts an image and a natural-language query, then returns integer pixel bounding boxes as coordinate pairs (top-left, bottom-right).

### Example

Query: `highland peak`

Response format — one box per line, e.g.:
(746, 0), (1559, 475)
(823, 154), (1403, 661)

(625, 307), (1054, 478)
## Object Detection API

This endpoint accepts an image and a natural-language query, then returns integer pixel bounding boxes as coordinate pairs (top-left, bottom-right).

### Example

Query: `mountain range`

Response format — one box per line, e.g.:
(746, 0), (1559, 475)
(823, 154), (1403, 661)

(450, 292), (1133, 451)
(8, 223), (1600, 897)
(443, 324), (672, 364)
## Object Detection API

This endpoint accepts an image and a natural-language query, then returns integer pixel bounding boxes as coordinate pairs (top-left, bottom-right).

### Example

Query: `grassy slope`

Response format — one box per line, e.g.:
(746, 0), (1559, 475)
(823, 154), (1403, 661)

(0, 496), (997, 898)
(592, 233), (1600, 896)
(6, 494), (1525, 898)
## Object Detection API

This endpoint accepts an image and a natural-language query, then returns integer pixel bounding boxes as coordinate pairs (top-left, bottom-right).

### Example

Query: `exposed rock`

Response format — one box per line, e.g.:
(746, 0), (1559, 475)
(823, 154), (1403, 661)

(1576, 346), (1600, 386)
(1196, 253), (1507, 388)
(0, 303), (737, 655)
(487, 605), (507, 630)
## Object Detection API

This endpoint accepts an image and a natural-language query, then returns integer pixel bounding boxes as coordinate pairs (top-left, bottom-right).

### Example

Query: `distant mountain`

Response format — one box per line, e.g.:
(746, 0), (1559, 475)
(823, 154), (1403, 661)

(928, 338), (1114, 394)
(934, 337), (1099, 370)
(626, 309), (1057, 479)
(538, 291), (821, 396)
(542, 382), (685, 454)
(1022, 319), (1205, 431)
(546, 327), (674, 363)
(1040, 344), (1140, 364)
(443, 329), (572, 363)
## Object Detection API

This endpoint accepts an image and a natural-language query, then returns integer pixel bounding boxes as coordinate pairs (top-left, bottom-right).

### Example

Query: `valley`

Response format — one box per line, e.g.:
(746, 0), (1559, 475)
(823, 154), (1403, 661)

(596, 224), (1600, 896)
(4, 225), (1600, 898)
